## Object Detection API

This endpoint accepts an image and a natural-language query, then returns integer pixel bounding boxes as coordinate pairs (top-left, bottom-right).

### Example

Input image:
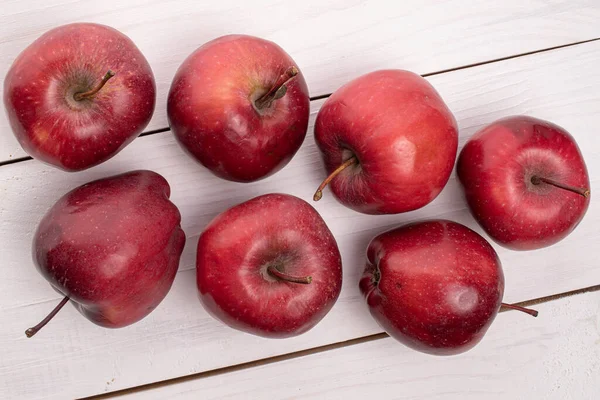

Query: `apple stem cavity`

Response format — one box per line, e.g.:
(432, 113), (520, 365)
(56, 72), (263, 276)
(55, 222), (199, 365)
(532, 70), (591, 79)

(531, 175), (590, 198)
(255, 66), (298, 110)
(314, 156), (358, 201)
(25, 296), (70, 338)
(73, 70), (115, 101)
(500, 302), (539, 317)
(267, 265), (312, 284)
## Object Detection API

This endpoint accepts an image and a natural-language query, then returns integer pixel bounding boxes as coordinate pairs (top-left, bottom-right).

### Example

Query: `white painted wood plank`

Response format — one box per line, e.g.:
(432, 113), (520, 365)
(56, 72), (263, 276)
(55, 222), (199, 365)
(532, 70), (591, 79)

(1, 41), (600, 399)
(1, 0), (600, 162)
(121, 291), (600, 400)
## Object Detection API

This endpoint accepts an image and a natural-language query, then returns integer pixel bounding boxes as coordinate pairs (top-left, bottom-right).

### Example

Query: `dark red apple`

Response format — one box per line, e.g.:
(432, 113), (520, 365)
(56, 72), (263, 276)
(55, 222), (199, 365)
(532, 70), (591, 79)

(26, 170), (185, 337)
(457, 116), (590, 250)
(168, 34), (310, 182)
(360, 220), (537, 355)
(313, 69), (458, 214)
(4, 23), (156, 171)
(196, 193), (342, 338)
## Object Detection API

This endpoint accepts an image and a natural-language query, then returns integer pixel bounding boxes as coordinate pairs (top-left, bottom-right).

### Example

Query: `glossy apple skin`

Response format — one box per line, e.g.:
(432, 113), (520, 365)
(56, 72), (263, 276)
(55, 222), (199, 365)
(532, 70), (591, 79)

(168, 35), (310, 182)
(360, 220), (504, 355)
(197, 193), (342, 338)
(315, 70), (458, 214)
(33, 170), (185, 328)
(4, 23), (156, 171)
(457, 116), (590, 250)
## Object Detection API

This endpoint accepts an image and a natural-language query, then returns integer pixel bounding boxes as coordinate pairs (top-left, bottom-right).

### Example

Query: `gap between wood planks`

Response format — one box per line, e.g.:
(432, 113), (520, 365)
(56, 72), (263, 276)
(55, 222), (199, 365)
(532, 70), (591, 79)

(1, 36), (599, 169)
(81, 284), (600, 400)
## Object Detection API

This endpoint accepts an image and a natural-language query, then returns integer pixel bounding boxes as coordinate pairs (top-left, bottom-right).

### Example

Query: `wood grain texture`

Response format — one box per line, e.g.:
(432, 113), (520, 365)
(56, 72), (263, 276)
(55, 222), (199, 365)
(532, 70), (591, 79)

(119, 291), (600, 400)
(1, 41), (599, 399)
(1, 0), (600, 162)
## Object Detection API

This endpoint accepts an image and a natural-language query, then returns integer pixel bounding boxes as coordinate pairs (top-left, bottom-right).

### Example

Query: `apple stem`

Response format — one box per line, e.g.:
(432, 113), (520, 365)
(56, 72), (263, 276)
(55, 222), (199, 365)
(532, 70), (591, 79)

(73, 70), (115, 101)
(267, 265), (312, 284)
(501, 302), (539, 317)
(531, 176), (590, 198)
(314, 156), (358, 201)
(255, 66), (298, 110)
(25, 296), (70, 338)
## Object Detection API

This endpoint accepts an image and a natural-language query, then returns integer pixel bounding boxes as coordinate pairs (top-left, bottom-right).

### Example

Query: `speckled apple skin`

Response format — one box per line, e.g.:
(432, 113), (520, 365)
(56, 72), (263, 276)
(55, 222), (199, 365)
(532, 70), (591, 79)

(360, 220), (504, 355)
(168, 35), (310, 183)
(197, 193), (342, 338)
(33, 170), (185, 328)
(457, 116), (590, 250)
(4, 23), (156, 171)
(314, 69), (458, 215)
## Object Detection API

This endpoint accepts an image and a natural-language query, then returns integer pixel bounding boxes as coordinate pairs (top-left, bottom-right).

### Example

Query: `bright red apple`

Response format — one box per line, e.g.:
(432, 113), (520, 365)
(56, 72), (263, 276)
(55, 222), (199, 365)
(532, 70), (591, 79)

(168, 34), (310, 182)
(457, 116), (590, 250)
(360, 220), (537, 355)
(4, 23), (156, 171)
(313, 69), (458, 214)
(196, 193), (342, 338)
(26, 170), (185, 337)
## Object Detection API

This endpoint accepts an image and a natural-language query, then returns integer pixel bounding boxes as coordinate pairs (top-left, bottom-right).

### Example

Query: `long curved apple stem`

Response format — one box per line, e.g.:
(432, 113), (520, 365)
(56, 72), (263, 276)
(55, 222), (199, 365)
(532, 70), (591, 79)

(313, 156), (358, 201)
(74, 70), (115, 101)
(501, 302), (538, 317)
(25, 296), (70, 338)
(531, 176), (590, 198)
(255, 66), (298, 110)
(267, 265), (312, 284)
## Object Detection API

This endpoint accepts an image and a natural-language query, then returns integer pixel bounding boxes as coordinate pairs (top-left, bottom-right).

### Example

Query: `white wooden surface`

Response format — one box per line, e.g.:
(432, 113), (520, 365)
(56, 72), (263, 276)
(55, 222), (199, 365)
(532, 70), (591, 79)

(120, 292), (600, 400)
(2, 2), (600, 399)
(1, 0), (600, 162)
(1, 35), (600, 398)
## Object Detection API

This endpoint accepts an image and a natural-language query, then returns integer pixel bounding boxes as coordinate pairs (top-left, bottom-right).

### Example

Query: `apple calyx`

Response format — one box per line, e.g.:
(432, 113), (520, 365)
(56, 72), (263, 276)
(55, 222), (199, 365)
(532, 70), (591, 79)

(267, 264), (312, 284)
(531, 175), (590, 198)
(25, 296), (70, 338)
(254, 66), (298, 110)
(371, 267), (381, 286)
(314, 156), (358, 201)
(73, 70), (115, 101)
(500, 302), (538, 317)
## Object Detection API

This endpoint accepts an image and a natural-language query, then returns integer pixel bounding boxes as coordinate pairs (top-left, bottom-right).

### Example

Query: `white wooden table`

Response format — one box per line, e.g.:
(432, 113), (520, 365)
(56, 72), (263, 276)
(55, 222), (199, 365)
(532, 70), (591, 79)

(1, 1), (599, 399)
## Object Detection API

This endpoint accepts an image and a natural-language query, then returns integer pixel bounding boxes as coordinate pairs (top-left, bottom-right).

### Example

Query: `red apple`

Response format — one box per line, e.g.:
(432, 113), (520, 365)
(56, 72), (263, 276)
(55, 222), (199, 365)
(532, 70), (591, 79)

(457, 116), (590, 250)
(26, 170), (185, 337)
(360, 220), (537, 355)
(196, 193), (342, 338)
(167, 34), (310, 182)
(313, 69), (458, 214)
(4, 23), (156, 171)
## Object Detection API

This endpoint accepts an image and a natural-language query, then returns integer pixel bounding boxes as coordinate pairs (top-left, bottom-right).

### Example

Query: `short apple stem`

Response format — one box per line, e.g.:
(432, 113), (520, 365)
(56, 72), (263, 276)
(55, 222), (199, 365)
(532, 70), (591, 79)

(314, 156), (358, 201)
(25, 296), (70, 338)
(73, 70), (115, 101)
(531, 176), (590, 198)
(500, 302), (539, 317)
(255, 66), (298, 110)
(267, 265), (312, 284)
